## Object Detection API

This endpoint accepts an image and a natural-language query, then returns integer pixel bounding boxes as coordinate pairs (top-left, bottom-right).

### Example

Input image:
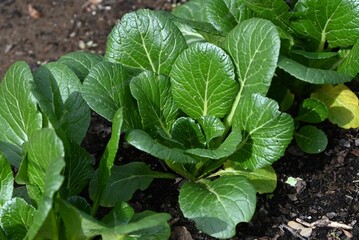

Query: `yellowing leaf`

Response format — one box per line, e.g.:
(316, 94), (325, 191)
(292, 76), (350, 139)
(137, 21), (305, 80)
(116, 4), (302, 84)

(311, 84), (359, 129)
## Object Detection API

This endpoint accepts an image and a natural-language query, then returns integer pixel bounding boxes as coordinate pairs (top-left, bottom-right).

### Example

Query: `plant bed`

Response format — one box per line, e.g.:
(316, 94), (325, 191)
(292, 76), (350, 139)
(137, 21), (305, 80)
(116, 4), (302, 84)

(0, 0), (359, 239)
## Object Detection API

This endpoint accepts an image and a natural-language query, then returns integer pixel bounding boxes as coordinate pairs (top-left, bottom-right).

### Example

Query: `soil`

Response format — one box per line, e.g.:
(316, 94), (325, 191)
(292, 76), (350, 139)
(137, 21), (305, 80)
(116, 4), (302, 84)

(1, 1), (358, 240)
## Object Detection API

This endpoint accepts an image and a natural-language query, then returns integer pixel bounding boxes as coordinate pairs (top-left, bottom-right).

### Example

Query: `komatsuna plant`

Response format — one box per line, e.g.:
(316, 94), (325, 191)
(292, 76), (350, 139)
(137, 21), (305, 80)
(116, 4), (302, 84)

(172, 0), (359, 154)
(79, 8), (294, 239)
(0, 59), (174, 239)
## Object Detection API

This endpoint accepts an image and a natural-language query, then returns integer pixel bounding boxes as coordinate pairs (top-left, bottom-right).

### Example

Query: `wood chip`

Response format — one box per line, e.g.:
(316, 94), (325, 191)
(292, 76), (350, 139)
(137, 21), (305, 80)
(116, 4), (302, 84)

(287, 221), (313, 237)
(28, 4), (42, 19)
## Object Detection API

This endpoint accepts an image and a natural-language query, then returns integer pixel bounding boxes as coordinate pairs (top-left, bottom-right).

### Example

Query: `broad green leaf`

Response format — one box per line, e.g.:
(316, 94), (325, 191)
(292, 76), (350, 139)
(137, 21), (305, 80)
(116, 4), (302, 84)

(25, 129), (65, 240)
(0, 154), (13, 207)
(243, 0), (291, 30)
(171, 117), (205, 149)
(290, 50), (339, 60)
(90, 108), (123, 214)
(58, 51), (104, 82)
(130, 71), (179, 137)
(199, 116), (225, 145)
(32, 62), (90, 144)
(64, 143), (94, 196)
(171, 42), (238, 119)
(311, 84), (359, 129)
(206, 0), (254, 33)
(232, 94), (294, 169)
(179, 176), (256, 239)
(172, 0), (207, 22)
(277, 56), (352, 84)
(185, 128), (241, 159)
(295, 125), (328, 154)
(0, 61), (42, 167)
(102, 202), (135, 226)
(105, 9), (187, 75)
(0, 198), (35, 240)
(126, 129), (197, 164)
(295, 98), (328, 123)
(338, 40), (359, 77)
(216, 164), (277, 194)
(96, 162), (174, 207)
(67, 196), (91, 215)
(224, 18), (280, 97)
(290, 0), (359, 50)
(81, 61), (140, 129)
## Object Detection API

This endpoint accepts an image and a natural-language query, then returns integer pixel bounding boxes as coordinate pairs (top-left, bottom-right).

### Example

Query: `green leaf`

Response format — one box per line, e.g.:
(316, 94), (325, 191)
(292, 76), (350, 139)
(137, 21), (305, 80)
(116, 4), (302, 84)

(179, 176), (256, 239)
(243, 0), (291, 30)
(0, 198), (35, 240)
(224, 18), (280, 97)
(198, 116), (225, 145)
(64, 143), (94, 196)
(126, 129), (197, 164)
(290, 50), (339, 60)
(0, 61), (42, 167)
(130, 71), (179, 137)
(217, 163), (277, 194)
(171, 117), (205, 149)
(232, 94), (294, 169)
(171, 42), (238, 119)
(0, 154), (13, 207)
(185, 128), (241, 159)
(295, 98), (328, 123)
(206, 0), (254, 33)
(96, 162), (174, 207)
(290, 0), (359, 50)
(32, 62), (90, 144)
(81, 61), (140, 129)
(58, 51), (104, 82)
(105, 9), (187, 75)
(172, 0), (207, 22)
(67, 196), (91, 215)
(278, 56), (352, 84)
(311, 84), (359, 129)
(295, 125), (328, 154)
(90, 108), (123, 214)
(338, 40), (359, 77)
(25, 129), (65, 239)
(102, 202), (135, 226)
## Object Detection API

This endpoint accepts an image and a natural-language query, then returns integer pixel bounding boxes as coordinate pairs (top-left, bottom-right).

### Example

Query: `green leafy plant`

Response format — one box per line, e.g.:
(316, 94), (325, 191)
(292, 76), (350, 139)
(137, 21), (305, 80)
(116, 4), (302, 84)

(0, 60), (173, 240)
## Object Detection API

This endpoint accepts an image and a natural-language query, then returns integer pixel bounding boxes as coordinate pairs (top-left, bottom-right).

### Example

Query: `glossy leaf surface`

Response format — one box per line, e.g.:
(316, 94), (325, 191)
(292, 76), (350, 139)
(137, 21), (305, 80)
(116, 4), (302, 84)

(295, 125), (328, 154)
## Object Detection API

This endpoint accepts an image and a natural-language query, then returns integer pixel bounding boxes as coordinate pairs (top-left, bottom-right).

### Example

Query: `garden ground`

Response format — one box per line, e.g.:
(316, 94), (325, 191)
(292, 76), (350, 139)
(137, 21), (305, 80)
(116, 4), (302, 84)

(1, 1), (358, 239)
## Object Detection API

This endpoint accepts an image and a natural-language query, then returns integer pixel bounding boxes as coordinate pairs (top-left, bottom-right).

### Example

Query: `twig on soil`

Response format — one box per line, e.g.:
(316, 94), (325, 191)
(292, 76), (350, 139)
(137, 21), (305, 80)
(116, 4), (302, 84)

(296, 217), (353, 230)
(280, 223), (307, 240)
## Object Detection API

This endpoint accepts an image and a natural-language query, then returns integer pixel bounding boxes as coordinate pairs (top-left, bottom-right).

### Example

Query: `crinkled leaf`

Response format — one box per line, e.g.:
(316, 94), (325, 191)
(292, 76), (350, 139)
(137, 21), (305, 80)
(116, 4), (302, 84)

(290, 0), (359, 50)
(232, 94), (294, 169)
(278, 56), (352, 84)
(64, 143), (94, 196)
(0, 154), (13, 207)
(25, 129), (65, 240)
(32, 62), (90, 144)
(58, 51), (104, 82)
(185, 128), (241, 159)
(130, 71), (179, 137)
(95, 162), (174, 207)
(199, 116), (225, 145)
(0, 61), (42, 167)
(206, 0), (254, 33)
(126, 129), (197, 164)
(179, 176), (256, 239)
(81, 61), (140, 129)
(216, 164), (277, 194)
(105, 9), (187, 75)
(338, 40), (359, 77)
(224, 18), (280, 97)
(171, 117), (205, 149)
(311, 84), (359, 129)
(0, 198), (35, 240)
(243, 0), (290, 30)
(295, 125), (328, 154)
(295, 98), (328, 123)
(171, 42), (238, 119)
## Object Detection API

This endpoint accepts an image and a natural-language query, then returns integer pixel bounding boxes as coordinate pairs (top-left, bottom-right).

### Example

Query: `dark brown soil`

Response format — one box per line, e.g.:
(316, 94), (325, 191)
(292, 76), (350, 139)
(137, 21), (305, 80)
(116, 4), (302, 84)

(1, 1), (358, 240)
